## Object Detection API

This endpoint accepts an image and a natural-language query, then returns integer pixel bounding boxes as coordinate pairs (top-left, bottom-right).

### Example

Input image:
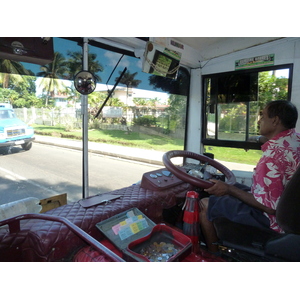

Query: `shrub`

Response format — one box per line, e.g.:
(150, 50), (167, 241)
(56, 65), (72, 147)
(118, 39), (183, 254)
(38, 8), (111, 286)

(132, 115), (157, 127)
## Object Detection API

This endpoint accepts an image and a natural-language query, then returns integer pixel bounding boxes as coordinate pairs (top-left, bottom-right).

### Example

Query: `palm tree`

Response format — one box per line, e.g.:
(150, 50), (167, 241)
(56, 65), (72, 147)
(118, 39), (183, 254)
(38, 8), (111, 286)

(0, 59), (31, 88)
(64, 84), (81, 107)
(66, 51), (104, 83)
(115, 70), (141, 102)
(37, 52), (68, 106)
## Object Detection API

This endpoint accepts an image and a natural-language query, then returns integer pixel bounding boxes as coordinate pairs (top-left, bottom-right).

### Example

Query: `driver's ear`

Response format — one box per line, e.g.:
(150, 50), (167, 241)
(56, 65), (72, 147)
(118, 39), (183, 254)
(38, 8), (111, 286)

(272, 116), (281, 127)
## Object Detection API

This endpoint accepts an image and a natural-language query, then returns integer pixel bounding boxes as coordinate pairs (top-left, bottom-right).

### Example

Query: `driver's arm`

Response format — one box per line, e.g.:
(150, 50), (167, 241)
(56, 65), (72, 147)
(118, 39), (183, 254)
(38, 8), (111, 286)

(204, 179), (276, 215)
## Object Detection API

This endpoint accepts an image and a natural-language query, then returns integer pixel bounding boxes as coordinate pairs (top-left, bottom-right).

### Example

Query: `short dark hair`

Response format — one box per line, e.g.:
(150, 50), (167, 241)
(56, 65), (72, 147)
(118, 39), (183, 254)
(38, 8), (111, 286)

(266, 100), (298, 129)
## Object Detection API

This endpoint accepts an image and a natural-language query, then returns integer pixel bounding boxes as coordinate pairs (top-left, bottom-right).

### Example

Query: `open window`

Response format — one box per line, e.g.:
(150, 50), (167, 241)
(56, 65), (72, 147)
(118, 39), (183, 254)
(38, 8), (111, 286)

(202, 64), (293, 150)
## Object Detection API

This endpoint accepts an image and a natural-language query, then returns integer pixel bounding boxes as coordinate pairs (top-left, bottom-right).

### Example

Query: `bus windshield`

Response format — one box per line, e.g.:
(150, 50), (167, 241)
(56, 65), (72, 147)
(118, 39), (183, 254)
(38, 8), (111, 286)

(11, 37), (190, 153)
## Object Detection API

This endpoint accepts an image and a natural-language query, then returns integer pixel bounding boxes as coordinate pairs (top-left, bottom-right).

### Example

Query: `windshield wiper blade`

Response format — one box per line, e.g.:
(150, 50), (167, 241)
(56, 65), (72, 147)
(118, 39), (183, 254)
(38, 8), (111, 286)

(94, 67), (127, 119)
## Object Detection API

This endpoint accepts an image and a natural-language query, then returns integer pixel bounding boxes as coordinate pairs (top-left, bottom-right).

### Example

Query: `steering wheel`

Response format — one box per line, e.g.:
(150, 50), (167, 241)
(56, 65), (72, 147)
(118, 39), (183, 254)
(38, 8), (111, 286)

(163, 150), (236, 189)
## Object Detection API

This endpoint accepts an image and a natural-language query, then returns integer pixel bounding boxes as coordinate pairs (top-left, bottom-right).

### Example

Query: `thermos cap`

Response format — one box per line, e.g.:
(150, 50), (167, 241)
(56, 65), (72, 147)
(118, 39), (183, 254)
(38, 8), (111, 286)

(186, 191), (199, 198)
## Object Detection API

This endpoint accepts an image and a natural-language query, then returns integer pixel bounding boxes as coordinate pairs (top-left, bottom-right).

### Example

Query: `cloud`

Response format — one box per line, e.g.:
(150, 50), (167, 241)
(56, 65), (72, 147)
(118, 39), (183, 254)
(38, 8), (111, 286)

(136, 59), (143, 69)
(104, 51), (130, 69)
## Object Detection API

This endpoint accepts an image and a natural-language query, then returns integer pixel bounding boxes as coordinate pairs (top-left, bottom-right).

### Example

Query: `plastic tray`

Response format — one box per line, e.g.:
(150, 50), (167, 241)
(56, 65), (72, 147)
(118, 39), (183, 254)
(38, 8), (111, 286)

(127, 224), (192, 262)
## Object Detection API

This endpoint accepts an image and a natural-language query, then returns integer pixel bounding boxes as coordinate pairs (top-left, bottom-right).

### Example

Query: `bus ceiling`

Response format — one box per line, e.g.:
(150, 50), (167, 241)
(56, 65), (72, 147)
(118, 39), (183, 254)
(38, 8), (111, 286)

(79, 37), (285, 68)
(0, 37), (286, 69)
(78, 37), (285, 68)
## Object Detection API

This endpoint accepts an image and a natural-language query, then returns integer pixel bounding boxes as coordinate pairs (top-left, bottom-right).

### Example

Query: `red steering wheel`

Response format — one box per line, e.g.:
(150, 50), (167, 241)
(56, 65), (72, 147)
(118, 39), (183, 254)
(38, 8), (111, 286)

(162, 150), (236, 189)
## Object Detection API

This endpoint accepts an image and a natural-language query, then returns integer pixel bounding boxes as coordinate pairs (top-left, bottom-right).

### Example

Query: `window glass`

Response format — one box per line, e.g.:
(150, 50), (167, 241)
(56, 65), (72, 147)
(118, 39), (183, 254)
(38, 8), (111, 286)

(0, 37), (190, 204)
(0, 37), (189, 152)
(204, 66), (291, 147)
(203, 66), (291, 167)
(86, 41), (189, 152)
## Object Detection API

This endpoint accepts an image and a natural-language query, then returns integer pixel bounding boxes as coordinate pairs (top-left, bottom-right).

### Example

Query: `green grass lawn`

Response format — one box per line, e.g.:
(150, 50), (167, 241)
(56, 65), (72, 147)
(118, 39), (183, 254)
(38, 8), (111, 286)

(33, 125), (184, 152)
(204, 146), (261, 165)
(33, 125), (261, 165)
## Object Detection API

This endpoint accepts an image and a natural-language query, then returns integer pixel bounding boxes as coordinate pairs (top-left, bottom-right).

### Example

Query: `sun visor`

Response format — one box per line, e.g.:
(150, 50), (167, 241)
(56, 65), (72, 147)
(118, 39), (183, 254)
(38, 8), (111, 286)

(0, 37), (54, 65)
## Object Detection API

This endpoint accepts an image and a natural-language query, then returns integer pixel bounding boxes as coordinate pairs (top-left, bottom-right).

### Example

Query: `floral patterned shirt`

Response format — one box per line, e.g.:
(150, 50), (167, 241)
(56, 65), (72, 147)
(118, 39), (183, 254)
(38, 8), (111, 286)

(251, 128), (300, 233)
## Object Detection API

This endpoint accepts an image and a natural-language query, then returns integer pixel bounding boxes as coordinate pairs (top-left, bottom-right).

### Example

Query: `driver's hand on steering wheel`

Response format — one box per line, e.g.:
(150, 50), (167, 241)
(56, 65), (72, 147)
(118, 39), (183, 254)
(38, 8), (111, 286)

(204, 179), (230, 196)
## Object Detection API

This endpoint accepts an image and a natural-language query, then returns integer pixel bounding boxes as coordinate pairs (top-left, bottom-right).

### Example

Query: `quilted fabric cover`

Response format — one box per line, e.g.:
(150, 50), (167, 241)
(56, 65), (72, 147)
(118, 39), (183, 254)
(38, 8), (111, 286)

(73, 246), (115, 262)
(0, 183), (190, 261)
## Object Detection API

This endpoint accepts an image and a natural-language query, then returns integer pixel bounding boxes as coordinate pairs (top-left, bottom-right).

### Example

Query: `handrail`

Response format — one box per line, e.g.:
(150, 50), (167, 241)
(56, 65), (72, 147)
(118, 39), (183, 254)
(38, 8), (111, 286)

(0, 213), (125, 262)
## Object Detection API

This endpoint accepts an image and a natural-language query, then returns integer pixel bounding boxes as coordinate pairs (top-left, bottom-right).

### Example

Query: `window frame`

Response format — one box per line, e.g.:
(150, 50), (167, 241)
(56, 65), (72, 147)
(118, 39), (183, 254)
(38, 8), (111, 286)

(201, 63), (293, 150)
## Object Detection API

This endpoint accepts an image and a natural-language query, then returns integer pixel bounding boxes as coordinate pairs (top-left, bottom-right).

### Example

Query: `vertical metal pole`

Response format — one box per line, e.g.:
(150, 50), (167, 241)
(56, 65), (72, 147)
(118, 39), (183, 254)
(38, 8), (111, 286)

(82, 38), (89, 198)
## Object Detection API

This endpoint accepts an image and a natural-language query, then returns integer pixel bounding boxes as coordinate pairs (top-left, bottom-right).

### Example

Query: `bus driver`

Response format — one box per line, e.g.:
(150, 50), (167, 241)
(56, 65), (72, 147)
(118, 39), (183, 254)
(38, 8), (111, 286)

(199, 100), (300, 253)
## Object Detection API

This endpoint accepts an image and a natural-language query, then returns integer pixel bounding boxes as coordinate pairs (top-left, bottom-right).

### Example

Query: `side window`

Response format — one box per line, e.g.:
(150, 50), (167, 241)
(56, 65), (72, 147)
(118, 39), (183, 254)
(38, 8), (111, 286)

(203, 65), (292, 150)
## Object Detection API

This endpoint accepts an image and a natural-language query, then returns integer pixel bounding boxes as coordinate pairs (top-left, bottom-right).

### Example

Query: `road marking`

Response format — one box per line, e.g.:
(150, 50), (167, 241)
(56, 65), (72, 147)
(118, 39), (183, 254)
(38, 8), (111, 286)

(5, 174), (16, 181)
(0, 166), (60, 195)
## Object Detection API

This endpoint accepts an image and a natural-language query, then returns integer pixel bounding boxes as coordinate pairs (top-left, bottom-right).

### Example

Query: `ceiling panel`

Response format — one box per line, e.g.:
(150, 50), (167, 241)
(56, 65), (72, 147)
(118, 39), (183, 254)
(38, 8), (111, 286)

(172, 37), (283, 60)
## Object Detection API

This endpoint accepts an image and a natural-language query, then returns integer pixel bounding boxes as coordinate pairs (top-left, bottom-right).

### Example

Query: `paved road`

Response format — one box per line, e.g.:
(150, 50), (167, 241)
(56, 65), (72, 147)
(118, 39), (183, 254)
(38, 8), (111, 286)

(34, 135), (255, 172)
(0, 142), (160, 205)
(0, 134), (255, 205)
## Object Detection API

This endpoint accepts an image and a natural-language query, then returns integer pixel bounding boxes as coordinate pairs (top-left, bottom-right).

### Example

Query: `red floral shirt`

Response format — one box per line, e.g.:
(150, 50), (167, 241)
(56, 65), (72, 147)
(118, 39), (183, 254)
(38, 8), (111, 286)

(251, 129), (300, 232)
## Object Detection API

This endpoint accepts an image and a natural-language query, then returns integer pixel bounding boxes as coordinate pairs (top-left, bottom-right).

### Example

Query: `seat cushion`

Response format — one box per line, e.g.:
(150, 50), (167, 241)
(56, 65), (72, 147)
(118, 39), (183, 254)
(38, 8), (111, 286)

(214, 217), (279, 253)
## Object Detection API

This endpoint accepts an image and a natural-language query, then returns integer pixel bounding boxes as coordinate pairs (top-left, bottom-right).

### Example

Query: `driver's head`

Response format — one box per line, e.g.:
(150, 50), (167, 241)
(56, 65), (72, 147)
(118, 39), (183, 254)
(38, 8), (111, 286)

(259, 101), (298, 139)
(265, 100), (298, 129)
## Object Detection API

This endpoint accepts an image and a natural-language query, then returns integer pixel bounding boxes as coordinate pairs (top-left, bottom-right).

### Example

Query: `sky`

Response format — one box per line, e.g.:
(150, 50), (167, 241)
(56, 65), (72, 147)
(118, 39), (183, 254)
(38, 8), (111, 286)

(275, 69), (289, 78)
(22, 37), (161, 92)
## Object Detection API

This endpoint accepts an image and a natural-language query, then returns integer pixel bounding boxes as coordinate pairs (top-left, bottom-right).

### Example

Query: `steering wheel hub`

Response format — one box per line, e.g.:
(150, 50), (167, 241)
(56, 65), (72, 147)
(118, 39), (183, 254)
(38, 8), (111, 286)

(162, 150), (236, 189)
